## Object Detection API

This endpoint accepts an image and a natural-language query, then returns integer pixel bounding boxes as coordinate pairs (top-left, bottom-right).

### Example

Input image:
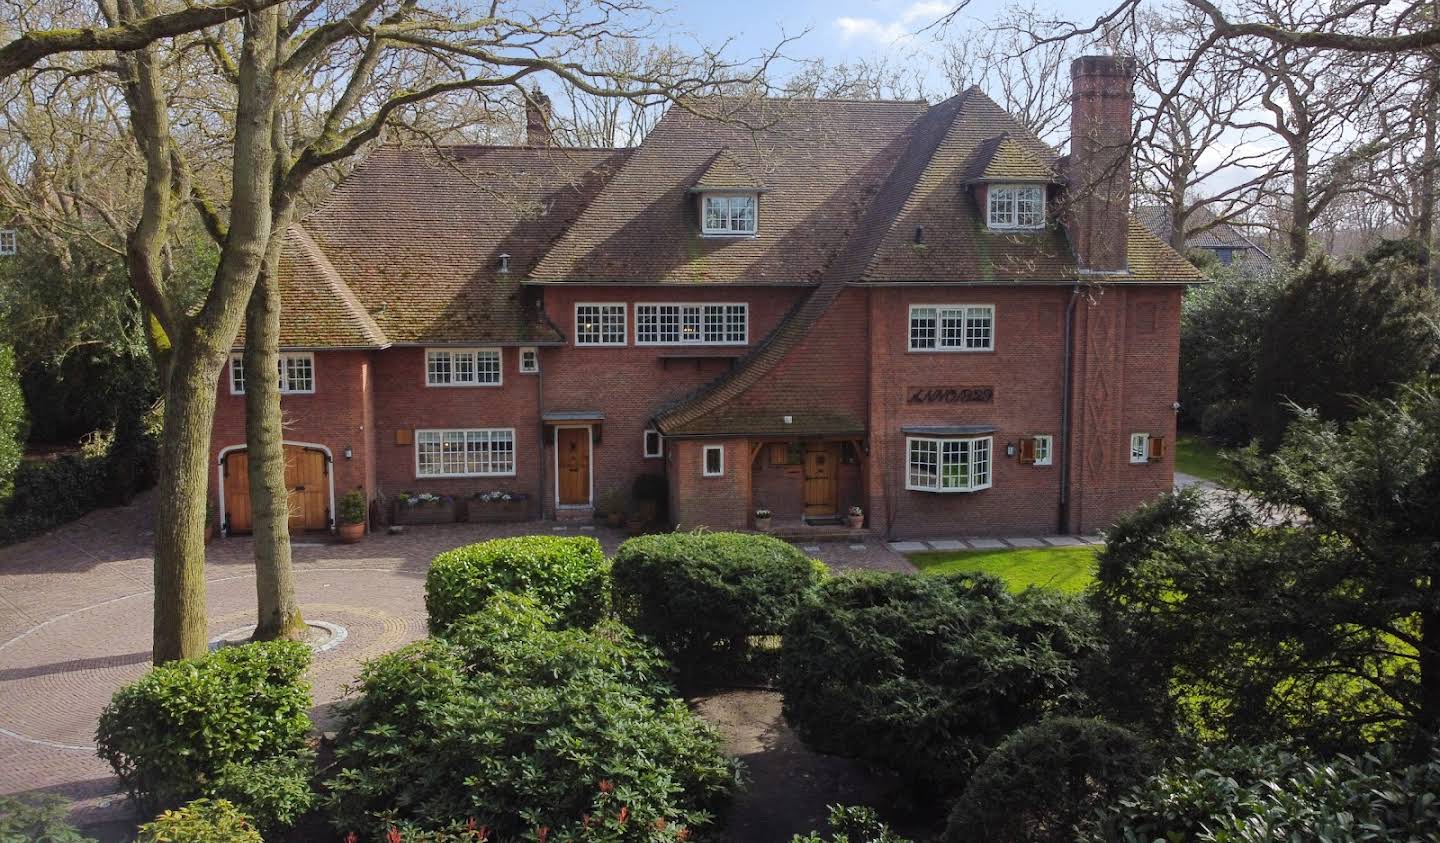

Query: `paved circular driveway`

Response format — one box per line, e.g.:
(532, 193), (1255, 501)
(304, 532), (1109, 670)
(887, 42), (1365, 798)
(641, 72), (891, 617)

(0, 494), (910, 830)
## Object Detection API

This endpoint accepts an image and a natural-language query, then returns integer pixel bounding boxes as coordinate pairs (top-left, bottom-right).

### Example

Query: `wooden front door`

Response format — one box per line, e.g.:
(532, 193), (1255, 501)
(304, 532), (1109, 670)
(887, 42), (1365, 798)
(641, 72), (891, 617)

(223, 446), (329, 533)
(557, 427), (591, 506)
(803, 444), (838, 517)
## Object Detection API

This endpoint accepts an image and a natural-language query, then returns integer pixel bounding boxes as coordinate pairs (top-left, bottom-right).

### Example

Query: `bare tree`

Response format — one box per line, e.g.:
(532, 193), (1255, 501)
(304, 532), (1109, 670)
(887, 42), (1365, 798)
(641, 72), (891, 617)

(782, 53), (932, 101)
(941, 7), (1077, 142)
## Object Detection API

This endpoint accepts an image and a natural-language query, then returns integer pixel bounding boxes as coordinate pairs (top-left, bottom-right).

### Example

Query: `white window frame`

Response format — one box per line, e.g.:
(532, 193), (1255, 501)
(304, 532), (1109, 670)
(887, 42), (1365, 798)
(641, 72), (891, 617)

(0, 229), (15, 255)
(229, 352), (316, 395)
(518, 347), (539, 374)
(574, 303), (627, 346)
(905, 435), (993, 493)
(643, 429), (664, 459)
(908, 304), (995, 352)
(425, 348), (502, 387)
(1130, 433), (1150, 464)
(414, 428), (517, 478)
(701, 192), (758, 236)
(635, 303), (748, 346)
(987, 184), (1046, 230)
(702, 444), (725, 477)
(1033, 435), (1054, 467)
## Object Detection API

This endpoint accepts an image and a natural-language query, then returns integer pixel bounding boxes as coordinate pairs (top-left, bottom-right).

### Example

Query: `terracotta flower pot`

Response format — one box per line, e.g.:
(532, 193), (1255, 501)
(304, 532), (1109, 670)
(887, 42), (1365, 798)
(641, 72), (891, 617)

(847, 514), (864, 529)
(755, 516), (772, 532)
(337, 521), (365, 544)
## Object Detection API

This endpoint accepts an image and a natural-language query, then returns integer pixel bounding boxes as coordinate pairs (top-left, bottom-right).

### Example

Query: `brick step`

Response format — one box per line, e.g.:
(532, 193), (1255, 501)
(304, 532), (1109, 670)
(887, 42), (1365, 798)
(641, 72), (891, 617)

(554, 507), (595, 521)
(767, 526), (875, 543)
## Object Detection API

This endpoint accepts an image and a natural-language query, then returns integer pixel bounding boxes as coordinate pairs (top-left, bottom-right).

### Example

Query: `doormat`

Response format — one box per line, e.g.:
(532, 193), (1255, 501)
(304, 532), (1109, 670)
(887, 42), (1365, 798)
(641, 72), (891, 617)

(803, 516), (843, 526)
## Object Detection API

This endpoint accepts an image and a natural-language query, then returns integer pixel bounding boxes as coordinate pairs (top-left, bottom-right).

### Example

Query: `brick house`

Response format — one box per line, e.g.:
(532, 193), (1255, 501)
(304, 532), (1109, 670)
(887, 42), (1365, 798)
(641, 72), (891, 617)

(209, 55), (1202, 540)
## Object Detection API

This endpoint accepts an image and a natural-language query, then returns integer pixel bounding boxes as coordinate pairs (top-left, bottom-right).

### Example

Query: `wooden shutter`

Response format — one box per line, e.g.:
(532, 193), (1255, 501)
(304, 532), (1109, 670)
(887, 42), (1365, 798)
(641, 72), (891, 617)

(1148, 435), (1167, 461)
(769, 443), (788, 465)
(1017, 437), (1036, 465)
(395, 428), (413, 446)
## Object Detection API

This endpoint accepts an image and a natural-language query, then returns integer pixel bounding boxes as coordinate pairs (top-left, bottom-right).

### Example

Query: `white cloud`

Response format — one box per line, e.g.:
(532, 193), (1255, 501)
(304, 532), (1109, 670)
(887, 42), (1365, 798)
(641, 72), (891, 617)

(834, 1), (951, 45)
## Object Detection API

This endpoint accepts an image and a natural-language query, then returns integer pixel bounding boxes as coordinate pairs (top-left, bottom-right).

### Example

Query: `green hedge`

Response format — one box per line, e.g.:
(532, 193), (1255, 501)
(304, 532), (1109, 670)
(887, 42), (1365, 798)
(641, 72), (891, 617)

(780, 572), (1101, 797)
(325, 593), (738, 841)
(0, 346), (23, 502)
(612, 531), (826, 680)
(0, 794), (95, 842)
(95, 641), (314, 828)
(425, 535), (610, 632)
(946, 717), (1150, 843)
(137, 798), (263, 843)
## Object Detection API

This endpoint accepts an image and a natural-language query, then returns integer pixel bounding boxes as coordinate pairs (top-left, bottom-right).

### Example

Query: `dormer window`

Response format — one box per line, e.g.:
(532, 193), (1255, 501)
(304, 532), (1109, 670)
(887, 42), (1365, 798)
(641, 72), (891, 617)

(987, 185), (1045, 230)
(701, 193), (757, 236)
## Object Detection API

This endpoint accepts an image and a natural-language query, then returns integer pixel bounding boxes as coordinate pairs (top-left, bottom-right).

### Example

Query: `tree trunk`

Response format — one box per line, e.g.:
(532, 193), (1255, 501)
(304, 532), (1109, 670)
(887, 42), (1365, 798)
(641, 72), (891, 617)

(1288, 145), (1311, 265)
(1418, 47), (1439, 289)
(245, 247), (304, 641)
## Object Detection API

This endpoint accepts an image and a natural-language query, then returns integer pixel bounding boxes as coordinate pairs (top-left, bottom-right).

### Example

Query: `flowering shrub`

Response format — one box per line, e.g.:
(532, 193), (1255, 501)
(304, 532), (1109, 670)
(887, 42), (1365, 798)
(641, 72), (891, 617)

(425, 535), (610, 632)
(469, 490), (525, 503)
(325, 595), (738, 841)
(400, 492), (452, 507)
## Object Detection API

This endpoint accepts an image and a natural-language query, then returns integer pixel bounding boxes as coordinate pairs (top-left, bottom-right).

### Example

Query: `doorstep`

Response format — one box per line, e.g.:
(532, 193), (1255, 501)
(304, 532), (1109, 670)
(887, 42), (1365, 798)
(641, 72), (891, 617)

(886, 535), (1105, 553)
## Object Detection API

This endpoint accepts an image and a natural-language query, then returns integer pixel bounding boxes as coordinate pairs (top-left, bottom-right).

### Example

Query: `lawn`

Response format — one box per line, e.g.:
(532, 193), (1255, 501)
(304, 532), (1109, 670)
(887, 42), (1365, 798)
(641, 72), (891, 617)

(1175, 434), (1231, 484)
(907, 545), (1099, 594)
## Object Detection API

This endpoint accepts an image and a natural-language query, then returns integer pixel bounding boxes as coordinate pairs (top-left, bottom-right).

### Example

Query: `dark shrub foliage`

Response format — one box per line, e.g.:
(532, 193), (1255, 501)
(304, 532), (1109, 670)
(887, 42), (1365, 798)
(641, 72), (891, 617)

(425, 534), (610, 632)
(1199, 399), (1251, 447)
(325, 594), (739, 841)
(1, 453), (107, 544)
(1178, 265), (1282, 432)
(0, 346), (23, 502)
(0, 793), (95, 842)
(791, 805), (913, 843)
(1251, 240), (1439, 447)
(780, 572), (1101, 796)
(1083, 743), (1440, 843)
(612, 531), (826, 680)
(95, 641), (313, 827)
(945, 717), (1150, 843)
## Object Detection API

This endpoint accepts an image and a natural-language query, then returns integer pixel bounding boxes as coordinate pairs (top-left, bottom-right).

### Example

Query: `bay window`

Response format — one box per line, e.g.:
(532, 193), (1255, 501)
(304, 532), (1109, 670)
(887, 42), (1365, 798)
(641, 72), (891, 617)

(906, 435), (992, 493)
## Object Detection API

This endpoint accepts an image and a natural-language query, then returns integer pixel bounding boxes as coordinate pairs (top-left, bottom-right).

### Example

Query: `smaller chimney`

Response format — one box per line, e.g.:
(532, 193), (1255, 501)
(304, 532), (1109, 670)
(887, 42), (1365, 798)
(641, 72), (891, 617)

(1066, 55), (1136, 273)
(525, 88), (553, 147)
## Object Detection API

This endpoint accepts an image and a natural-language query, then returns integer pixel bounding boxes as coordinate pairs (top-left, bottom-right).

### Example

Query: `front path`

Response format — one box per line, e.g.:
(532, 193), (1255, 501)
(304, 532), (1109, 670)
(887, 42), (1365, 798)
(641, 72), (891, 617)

(0, 495), (911, 833)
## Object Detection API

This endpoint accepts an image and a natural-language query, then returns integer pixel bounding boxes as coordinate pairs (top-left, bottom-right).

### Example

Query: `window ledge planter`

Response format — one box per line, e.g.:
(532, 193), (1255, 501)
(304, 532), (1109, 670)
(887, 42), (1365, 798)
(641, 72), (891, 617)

(391, 493), (457, 525)
(461, 492), (530, 523)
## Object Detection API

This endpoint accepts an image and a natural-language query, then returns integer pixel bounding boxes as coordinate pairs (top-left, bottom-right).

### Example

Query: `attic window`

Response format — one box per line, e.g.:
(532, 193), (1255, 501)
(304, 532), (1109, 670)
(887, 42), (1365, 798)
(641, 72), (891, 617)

(701, 193), (757, 236)
(987, 185), (1045, 230)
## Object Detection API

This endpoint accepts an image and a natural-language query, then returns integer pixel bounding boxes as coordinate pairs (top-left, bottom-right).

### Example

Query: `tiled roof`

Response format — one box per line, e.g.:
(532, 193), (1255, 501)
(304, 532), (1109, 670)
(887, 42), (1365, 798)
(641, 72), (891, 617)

(962, 133), (1058, 183)
(1135, 204), (1270, 257)
(236, 226), (388, 349)
(693, 147), (767, 191)
(298, 144), (631, 345)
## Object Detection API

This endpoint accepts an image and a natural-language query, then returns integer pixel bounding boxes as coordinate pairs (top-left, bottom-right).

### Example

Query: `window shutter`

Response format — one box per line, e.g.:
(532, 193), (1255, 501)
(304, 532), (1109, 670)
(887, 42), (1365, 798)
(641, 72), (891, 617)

(769, 443), (788, 465)
(1017, 437), (1036, 464)
(1149, 436), (1167, 461)
(395, 429), (413, 446)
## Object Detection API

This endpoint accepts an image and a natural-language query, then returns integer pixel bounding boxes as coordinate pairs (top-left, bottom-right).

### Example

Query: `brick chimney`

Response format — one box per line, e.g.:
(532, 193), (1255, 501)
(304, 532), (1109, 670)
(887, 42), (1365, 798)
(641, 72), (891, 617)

(1066, 55), (1136, 273)
(525, 89), (553, 147)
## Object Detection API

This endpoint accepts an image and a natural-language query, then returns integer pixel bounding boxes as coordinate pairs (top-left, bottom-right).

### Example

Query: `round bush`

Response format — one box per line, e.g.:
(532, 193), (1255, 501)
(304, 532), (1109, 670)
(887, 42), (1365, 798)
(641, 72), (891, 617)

(780, 572), (1101, 797)
(95, 641), (313, 819)
(137, 798), (262, 843)
(945, 717), (1150, 843)
(425, 534), (610, 632)
(325, 594), (739, 841)
(612, 531), (827, 679)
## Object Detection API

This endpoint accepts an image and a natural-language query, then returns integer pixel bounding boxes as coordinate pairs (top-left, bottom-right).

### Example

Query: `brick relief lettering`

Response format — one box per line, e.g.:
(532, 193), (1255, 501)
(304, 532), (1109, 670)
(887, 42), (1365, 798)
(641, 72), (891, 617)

(905, 386), (995, 405)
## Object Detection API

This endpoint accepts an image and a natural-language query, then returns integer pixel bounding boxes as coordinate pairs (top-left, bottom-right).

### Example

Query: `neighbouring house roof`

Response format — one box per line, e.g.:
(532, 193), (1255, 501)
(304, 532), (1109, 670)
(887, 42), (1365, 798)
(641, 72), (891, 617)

(1134, 204), (1272, 260)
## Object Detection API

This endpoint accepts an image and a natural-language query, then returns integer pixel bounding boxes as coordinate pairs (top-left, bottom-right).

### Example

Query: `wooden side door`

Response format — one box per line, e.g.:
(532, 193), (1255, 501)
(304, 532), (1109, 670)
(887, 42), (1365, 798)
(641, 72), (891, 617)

(557, 428), (590, 506)
(223, 451), (252, 533)
(803, 444), (838, 517)
(284, 446), (330, 531)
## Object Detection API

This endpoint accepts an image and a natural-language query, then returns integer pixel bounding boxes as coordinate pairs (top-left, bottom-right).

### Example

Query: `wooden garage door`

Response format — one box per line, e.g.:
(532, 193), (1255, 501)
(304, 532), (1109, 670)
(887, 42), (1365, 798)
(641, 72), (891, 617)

(223, 446), (329, 533)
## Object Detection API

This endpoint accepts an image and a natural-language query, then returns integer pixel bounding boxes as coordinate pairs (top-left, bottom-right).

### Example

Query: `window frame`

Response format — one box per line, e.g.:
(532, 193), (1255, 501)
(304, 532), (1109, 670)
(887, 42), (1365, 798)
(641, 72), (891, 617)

(1130, 433), (1150, 464)
(643, 429), (664, 459)
(700, 192), (759, 236)
(425, 347), (502, 387)
(414, 427), (517, 478)
(635, 302), (749, 346)
(518, 347), (539, 374)
(574, 303), (628, 346)
(986, 184), (1046, 230)
(0, 229), (15, 255)
(702, 444), (725, 477)
(229, 352), (316, 395)
(1033, 435), (1054, 467)
(908, 304), (996, 352)
(905, 435), (993, 493)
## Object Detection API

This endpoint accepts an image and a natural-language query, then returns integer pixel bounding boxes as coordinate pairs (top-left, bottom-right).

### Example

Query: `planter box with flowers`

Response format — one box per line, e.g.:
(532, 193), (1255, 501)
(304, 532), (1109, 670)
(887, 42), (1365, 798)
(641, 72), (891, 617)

(462, 490), (531, 522)
(391, 492), (457, 525)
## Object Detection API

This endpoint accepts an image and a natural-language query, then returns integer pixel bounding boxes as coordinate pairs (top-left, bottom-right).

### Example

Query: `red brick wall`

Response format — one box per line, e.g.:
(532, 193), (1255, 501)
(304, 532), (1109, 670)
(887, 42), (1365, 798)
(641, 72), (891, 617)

(668, 438), (750, 530)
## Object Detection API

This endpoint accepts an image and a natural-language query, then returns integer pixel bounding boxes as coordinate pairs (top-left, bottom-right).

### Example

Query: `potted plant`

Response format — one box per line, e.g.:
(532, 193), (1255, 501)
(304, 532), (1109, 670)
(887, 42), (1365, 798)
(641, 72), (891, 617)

(847, 505), (864, 529)
(599, 488), (626, 527)
(338, 490), (367, 543)
(464, 490), (529, 523)
(755, 507), (773, 532)
(205, 499), (217, 544)
(391, 491), (457, 525)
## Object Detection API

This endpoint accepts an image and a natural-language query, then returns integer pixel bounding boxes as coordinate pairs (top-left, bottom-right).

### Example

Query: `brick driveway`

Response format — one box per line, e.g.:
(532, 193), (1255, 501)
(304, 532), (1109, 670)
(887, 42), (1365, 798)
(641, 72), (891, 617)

(0, 493), (910, 832)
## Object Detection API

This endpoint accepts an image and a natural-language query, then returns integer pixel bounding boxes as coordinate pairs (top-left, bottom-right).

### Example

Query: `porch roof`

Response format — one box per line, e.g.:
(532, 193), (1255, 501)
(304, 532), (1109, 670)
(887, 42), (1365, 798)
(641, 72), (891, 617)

(901, 425), (996, 436)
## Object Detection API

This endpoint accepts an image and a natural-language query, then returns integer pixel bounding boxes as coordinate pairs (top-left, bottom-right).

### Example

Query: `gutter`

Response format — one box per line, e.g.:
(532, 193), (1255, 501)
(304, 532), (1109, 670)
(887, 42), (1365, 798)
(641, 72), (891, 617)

(1058, 284), (1081, 533)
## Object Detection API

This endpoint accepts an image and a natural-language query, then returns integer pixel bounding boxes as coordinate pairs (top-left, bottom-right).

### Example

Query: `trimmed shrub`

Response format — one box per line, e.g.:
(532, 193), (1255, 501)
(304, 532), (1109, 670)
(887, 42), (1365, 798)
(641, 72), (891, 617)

(945, 718), (1150, 843)
(612, 531), (827, 679)
(0, 793), (95, 842)
(95, 641), (313, 825)
(1083, 743), (1440, 843)
(0, 345), (23, 502)
(780, 572), (1101, 797)
(791, 805), (912, 843)
(137, 798), (263, 843)
(208, 753), (316, 834)
(425, 535), (609, 632)
(325, 594), (739, 841)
